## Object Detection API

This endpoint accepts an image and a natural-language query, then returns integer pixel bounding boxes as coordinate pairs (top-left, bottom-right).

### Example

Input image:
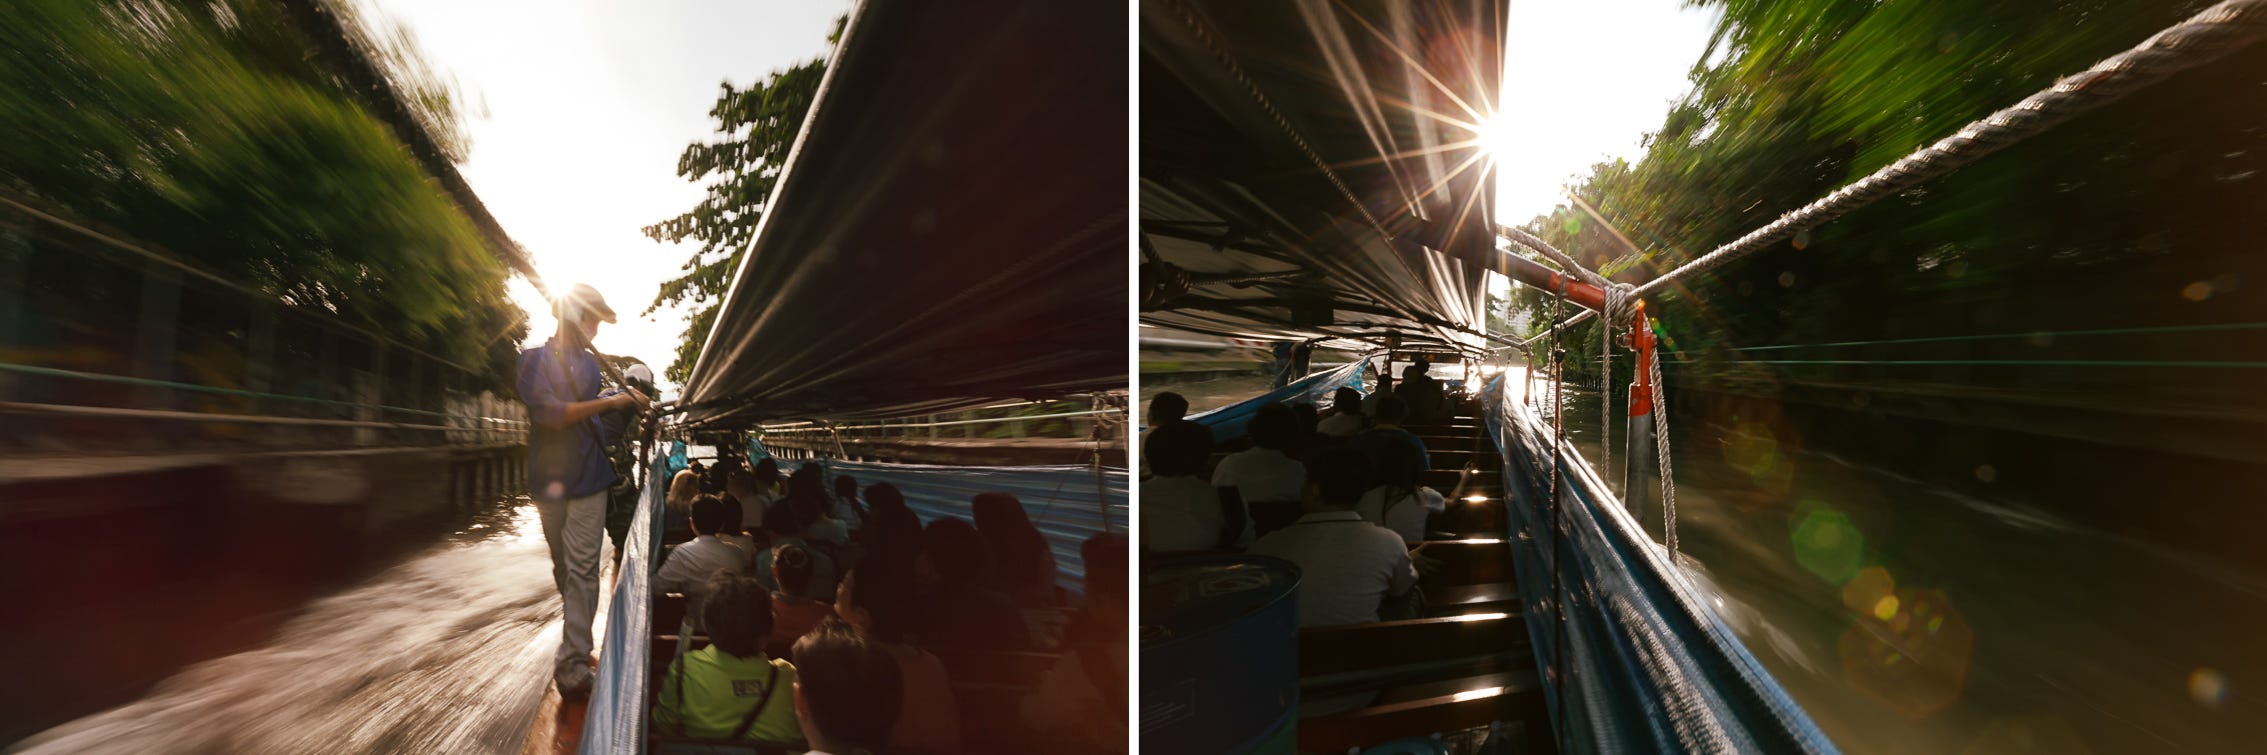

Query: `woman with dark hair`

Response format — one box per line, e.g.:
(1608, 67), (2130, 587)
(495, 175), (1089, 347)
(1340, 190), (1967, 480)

(915, 518), (1031, 650)
(789, 464), (850, 545)
(791, 619), (903, 755)
(971, 492), (1059, 607)
(653, 573), (801, 743)
(1354, 435), (1471, 544)
(836, 567), (961, 751)
(768, 542), (837, 650)
(754, 503), (837, 601)
(855, 493), (924, 588)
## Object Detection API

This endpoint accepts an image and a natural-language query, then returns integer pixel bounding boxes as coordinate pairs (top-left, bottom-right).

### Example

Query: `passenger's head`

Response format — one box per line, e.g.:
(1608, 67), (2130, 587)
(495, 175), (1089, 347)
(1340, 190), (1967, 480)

(835, 567), (914, 644)
(860, 501), (923, 562)
(864, 482), (905, 512)
(700, 572), (774, 658)
(667, 469), (701, 510)
(788, 464), (828, 511)
(1333, 387), (1362, 412)
(1304, 446), (1373, 510)
(772, 542), (816, 596)
(792, 619), (903, 754)
(715, 493), (745, 536)
(728, 469), (757, 500)
(1249, 403), (1298, 450)
(753, 457), (782, 484)
(921, 518), (990, 585)
(1144, 420), (1213, 478)
(1374, 394), (1409, 424)
(833, 475), (858, 500)
(690, 494), (729, 536)
(1404, 360), (1431, 380)
(971, 492), (1034, 535)
(1148, 392), (1188, 426)
(1373, 436), (1424, 492)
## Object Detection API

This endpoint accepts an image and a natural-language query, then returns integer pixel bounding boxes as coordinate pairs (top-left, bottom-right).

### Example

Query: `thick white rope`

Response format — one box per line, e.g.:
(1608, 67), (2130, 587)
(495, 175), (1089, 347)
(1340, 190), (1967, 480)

(1650, 347), (1677, 558)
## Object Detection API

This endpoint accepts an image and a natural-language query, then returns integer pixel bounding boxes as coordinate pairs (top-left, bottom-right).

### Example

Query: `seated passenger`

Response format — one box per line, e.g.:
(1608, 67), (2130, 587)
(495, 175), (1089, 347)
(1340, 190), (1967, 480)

(1350, 394), (1430, 475)
(713, 493), (758, 557)
(1395, 359), (1448, 423)
(1140, 391), (1189, 473)
(1356, 436), (1460, 543)
(768, 542), (837, 650)
(653, 495), (754, 607)
(830, 474), (866, 531)
(791, 619), (903, 755)
(789, 465), (851, 546)
(973, 492), (1060, 608)
(725, 469), (767, 539)
(913, 518), (1031, 650)
(1139, 420), (1231, 552)
(1024, 533), (1129, 752)
(855, 489), (924, 587)
(663, 469), (701, 536)
(1249, 447), (1417, 627)
(754, 504), (838, 601)
(652, 573), (802, 743)
(1210, 403), (1302, 539)
(837, 567), (961, 751)
(1315, 386), (1366, 438)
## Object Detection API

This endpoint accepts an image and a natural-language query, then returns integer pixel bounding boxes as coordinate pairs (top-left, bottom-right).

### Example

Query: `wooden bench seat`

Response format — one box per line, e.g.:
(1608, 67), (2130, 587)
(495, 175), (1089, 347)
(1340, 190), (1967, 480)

(1295, 612), (1543, 752)
(1409, 539), (1512, 587)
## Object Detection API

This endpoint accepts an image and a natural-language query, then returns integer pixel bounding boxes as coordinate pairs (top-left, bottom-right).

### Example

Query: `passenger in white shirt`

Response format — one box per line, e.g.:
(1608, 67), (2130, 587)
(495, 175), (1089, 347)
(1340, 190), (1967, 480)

(1210, 403), (1302, 542)
(1249, 446), (1417, 628)
(1356, 437), (1476, 544)
(1140, 420), (1228, 553)
(1314, 386), (1366, 438)
(652, 495), (754, 605)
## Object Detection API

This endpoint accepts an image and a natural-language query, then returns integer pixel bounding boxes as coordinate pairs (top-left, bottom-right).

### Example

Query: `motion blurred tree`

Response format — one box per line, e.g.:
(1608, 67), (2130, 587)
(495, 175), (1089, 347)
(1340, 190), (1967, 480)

(1514, 0), (2265, 389)
(644, 17), (845, 384)
(0, 0), (525, 387)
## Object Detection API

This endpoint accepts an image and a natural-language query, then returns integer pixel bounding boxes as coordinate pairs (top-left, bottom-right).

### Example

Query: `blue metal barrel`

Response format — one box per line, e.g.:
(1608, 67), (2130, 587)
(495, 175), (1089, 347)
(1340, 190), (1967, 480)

(1139, 555), (1301, 754)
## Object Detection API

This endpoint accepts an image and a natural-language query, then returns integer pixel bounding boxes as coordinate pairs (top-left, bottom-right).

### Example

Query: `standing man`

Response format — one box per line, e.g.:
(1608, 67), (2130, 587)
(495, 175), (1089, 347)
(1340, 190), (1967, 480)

(519, 283), (649, 698)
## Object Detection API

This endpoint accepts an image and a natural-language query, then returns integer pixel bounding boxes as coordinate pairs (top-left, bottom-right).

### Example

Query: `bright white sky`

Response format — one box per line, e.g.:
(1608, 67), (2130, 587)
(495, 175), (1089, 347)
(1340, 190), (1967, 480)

(361, 0), (849, 392)
(1488, 0), (1719, 226)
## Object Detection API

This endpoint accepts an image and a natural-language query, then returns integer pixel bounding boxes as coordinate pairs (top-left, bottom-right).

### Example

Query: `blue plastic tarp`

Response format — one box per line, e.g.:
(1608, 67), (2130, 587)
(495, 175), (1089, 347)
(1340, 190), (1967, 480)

(1181, 356), (1372, 442)
(1479, 375), (1837, 754)
(580, 444), (670, 754)
(809, 458), (1129, 595)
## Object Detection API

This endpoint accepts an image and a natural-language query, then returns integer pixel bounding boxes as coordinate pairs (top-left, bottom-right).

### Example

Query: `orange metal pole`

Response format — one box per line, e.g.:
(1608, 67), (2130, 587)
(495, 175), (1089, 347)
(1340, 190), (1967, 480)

(1628, 301), (1655, 418)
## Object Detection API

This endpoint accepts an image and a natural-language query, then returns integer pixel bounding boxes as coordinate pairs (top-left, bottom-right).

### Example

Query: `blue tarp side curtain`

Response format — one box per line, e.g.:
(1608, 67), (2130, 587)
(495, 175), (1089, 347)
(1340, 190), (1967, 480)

(1180, 355), (1374, 443)
(811, 458), (1129, 596)
(581, 444), (670, 754)
(1479, 376), (1839, 754)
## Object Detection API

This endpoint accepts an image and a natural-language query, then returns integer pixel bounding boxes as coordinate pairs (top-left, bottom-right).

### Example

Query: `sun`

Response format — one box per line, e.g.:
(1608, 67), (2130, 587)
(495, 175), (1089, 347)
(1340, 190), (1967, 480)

(1473, 111), (1520, 170)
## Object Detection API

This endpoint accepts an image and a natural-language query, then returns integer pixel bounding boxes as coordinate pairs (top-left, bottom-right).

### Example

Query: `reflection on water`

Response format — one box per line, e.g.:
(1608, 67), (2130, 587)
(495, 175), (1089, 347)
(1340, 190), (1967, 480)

(8, 498), (577, 755)
(1156, 366), (2267, 753)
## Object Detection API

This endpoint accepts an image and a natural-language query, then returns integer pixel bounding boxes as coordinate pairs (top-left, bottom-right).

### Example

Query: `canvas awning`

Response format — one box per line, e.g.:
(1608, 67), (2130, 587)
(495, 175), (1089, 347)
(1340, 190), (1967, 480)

(678, 1), (1126, 427)
(1139, 0), (1507, 354)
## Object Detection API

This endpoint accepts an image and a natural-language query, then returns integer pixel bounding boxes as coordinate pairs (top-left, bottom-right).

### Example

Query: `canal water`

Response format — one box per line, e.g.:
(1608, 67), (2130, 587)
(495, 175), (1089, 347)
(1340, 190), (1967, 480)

(5, 498), (591, 755)
(1144, 365), (2267, 753)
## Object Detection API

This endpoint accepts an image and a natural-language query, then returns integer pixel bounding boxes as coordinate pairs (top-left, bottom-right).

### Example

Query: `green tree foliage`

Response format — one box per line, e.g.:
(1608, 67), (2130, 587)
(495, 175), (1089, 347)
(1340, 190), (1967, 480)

(0, 0), (524, 387)
(1515, 0), (2267, 395)
(644, 19), (843, 385)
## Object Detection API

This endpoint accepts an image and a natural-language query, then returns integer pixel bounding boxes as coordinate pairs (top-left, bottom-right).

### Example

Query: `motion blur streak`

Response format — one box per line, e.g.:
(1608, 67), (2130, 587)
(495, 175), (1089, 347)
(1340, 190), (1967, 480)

(6, 501), (579, 755)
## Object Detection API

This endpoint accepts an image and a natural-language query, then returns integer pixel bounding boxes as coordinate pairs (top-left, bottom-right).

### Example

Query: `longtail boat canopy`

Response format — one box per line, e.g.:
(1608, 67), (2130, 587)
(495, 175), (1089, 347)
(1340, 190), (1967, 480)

(1140, 0), (1506, 354)
(678, 1), (1127, 427)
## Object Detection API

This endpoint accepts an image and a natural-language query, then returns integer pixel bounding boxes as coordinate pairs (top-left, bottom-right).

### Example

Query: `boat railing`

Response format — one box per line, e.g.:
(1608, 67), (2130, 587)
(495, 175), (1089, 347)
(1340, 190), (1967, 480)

(1482, 373), (1838, 753)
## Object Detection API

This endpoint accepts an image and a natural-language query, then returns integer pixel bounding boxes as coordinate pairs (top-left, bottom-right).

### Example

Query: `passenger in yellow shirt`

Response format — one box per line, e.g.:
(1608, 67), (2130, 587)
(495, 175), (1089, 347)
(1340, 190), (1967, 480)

(653, 573), (803, 744)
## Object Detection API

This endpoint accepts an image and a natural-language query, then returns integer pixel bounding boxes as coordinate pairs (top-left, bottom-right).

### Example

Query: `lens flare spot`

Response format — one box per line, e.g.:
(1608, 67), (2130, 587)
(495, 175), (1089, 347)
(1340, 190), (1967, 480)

(1794, 508), (1864, 584)
(1842, 567), (1896, 615)
(2181, 281), (2214, 301)
(1974, 465), (1997, 483)
(1840, 588), (1974, 720)
(2189, 668), (2230, 710)
(1873, 595), (1900, 622)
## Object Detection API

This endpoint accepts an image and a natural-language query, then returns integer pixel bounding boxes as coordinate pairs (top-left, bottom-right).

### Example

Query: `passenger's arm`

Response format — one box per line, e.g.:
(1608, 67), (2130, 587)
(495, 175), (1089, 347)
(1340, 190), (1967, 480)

(1388, 546), (1419, 596)
(1214, 487), (1247, 548)
(519, 354), (644, 429)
